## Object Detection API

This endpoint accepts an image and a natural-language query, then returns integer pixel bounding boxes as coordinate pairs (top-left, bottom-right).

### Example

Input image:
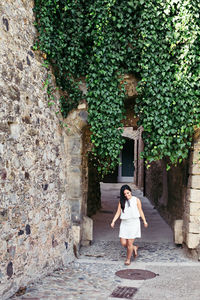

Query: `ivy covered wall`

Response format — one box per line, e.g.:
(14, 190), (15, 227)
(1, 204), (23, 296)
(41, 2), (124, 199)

(33, 0), (200, 176)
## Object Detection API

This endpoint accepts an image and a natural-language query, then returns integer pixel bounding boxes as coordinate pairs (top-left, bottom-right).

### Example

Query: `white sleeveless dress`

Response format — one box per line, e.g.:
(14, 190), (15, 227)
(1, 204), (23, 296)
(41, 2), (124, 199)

(119, 196), (141, 239)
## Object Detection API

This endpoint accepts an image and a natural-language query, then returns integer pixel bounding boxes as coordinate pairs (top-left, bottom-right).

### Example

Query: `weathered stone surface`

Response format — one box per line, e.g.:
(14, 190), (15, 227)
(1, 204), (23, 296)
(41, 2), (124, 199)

(77, 103), (87, 110)
(0, 1), (74, 299)
(189, 202), (200, 216)
(186, 233), (200, 249)
(189, 150), (200, 175)
(68, 138), (81, 155)
(188, 175), (200, 189)
(70, 200), (81, 222)
(68, 174), (81, 198)
(189, 163), (200, 175)
(174, 220), (183, 244)
(72, 225), (81, 247)
(184, 213), (200, 224)
(188, 222), (200, 234)
(81, 216), (93, 246)
(187, 189), (200, 203)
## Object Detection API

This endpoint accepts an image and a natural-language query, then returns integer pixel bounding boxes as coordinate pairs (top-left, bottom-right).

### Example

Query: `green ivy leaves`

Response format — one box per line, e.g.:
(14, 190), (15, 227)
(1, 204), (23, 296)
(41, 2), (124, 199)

(34, 0), (200, 174)
(135, 0), (200, 165)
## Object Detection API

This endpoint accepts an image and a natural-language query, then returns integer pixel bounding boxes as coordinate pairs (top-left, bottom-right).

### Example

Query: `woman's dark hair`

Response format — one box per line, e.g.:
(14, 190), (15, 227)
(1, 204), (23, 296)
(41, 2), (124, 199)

(120, 185), (132, 212)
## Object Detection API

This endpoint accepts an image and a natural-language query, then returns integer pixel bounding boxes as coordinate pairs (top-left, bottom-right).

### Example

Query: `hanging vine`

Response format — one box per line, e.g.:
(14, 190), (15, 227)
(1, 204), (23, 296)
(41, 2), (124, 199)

(33, 0), (200, 174)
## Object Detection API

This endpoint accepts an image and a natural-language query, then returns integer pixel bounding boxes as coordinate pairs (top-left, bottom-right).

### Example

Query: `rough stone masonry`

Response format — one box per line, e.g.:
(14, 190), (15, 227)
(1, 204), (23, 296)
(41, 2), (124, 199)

(0, 1), (74, 299)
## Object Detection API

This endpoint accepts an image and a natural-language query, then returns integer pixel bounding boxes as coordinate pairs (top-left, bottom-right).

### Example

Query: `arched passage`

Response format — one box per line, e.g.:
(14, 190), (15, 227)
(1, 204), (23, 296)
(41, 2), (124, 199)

(63, 76), (200, 259)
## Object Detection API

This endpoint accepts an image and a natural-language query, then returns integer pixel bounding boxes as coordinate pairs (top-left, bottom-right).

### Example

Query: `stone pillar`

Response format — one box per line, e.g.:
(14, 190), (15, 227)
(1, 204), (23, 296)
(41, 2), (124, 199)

(63, 107), (94, 248)
(66, 136), (82, 223)
(183, 129), (200, 258)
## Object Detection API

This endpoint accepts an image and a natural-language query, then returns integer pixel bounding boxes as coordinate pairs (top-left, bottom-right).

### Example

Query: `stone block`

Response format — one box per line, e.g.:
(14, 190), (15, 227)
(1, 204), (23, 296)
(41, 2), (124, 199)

(193, 128), (200, 143)
(187, 189), (200, 202)
(188, 222), (200, 234)
(72, 225), (81, 246)
(189, 202), (200, 216)
(189, 149), (200, 163)
(78, 103), (86, 110)
(186, 233), (200, 249)
(68, 138), (81, 155)
(174, 220), (183, 244)
(189, 163), (200, 175)
(78, 110), (88, 123)
(70, 200), (81, 222)
(187, 215), (200, 224)
(189, 149), (200, 175)
(188, 175), (200, 189)
(81, 216), (93, 246)
(68, 175), (81, 198)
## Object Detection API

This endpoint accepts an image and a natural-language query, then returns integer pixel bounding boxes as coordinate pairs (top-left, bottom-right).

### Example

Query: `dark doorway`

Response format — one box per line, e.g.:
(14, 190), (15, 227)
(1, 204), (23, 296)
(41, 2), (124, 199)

(122, 138), (134, 177)
(118, 137), (134, 182)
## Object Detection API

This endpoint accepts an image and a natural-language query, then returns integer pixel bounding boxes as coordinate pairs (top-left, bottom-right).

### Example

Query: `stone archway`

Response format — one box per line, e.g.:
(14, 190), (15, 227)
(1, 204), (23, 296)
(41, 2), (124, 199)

(62, 76), (200, 259)
(62, 103), (93, 248)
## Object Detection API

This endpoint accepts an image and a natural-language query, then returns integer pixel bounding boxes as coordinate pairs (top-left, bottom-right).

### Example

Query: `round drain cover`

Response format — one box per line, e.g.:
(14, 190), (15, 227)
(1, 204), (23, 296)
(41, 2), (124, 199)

(115, 269), (157, 280)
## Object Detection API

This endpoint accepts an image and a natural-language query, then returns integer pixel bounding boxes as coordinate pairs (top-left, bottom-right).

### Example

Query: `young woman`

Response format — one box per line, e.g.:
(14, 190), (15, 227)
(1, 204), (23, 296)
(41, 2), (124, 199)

(111, 184), (148, 265)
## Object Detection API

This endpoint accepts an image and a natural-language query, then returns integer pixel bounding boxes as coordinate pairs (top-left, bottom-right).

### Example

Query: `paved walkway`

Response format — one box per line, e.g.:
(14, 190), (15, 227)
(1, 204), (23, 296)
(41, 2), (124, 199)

(10, 183), (200, 300)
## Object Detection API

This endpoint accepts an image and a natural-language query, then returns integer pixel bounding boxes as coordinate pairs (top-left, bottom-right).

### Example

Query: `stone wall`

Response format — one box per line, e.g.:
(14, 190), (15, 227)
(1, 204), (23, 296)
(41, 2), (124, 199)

(183, 129), (200, 259)
(0, 1), (74, 298)
(145, 159), (189, 226)
(145, 136), (200, 259)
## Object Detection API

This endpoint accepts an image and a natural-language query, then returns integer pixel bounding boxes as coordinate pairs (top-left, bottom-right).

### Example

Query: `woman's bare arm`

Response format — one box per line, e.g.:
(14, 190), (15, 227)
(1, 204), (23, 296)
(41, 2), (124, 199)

(136, 198), (148, 227)
(111, 202), (121, 228)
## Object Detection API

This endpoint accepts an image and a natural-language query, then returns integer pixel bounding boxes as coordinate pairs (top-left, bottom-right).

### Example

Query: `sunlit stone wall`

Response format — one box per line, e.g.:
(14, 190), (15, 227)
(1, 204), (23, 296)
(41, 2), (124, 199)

(0, 1), (73, 298)
(183, 129), (200, 259)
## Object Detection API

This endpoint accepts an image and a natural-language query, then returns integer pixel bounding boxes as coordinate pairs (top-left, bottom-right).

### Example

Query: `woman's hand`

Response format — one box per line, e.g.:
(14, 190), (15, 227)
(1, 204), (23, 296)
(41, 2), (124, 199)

(144, 221), (148, 228)
(111, 221), (115, 228)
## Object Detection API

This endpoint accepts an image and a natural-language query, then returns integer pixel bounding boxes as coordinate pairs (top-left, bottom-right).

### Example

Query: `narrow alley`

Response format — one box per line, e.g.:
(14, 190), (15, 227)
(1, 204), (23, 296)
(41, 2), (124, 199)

(11, 183), (200, 300)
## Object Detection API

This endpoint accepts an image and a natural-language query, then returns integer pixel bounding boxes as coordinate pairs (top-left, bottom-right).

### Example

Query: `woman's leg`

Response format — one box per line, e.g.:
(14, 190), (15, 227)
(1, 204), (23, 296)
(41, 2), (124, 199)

(122, 239), (135, 265)
(120, 238), (127, 248)
(133, 244), (138, 257)
(126, 239), (134, 261)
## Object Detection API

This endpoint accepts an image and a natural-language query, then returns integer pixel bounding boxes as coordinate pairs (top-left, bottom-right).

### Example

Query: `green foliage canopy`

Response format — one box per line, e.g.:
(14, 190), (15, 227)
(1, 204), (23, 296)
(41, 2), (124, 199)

(34, 0), (200, 174)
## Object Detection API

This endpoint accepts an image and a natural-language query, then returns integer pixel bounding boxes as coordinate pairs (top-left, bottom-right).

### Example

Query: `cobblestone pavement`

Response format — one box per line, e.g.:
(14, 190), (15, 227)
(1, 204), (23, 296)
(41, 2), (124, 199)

(10, 249), (199, 300)
(10, 184), (200, 299)
(10, 260), (127, 300)
(80, 240), (190, 263)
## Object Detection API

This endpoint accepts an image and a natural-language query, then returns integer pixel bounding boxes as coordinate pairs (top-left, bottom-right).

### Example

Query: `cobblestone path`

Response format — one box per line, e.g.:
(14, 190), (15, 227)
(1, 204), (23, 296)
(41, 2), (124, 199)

(10, 246), (199, 300)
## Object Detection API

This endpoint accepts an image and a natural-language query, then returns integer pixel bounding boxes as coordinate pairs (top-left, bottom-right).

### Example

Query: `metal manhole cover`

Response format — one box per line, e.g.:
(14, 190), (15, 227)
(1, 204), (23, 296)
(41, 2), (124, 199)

(115, 269), (157, 280)
(110, 286), (137, 299)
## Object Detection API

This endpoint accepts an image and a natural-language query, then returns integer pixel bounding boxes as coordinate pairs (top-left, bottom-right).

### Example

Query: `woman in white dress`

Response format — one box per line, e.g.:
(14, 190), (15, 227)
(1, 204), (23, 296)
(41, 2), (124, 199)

(111, 185), (148, 265)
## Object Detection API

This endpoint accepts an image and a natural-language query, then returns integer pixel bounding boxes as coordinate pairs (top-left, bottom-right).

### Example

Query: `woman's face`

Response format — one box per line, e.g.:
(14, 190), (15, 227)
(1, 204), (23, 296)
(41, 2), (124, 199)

(124, 189), (132, 200)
